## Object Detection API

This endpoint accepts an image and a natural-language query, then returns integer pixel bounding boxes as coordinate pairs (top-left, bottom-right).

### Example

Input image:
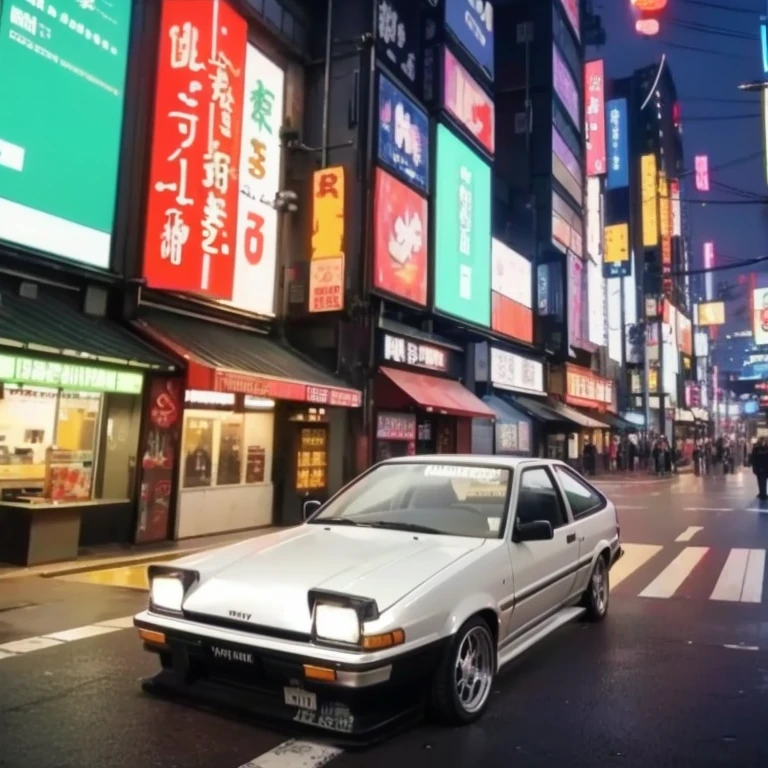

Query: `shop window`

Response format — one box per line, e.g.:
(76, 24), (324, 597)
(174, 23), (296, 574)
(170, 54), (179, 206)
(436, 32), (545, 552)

(0, 385), (143, 503)
(181, 409), (274, 490)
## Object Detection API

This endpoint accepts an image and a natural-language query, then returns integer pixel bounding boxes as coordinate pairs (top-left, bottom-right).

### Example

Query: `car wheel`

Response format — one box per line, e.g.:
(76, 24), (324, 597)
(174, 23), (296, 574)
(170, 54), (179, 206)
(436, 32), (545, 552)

(582, 554), (610, 622)
(431, 616), (496, 725)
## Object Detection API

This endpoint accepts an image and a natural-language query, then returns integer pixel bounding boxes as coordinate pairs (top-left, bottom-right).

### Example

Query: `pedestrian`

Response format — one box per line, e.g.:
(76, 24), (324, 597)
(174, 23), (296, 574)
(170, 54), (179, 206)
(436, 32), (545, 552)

(652, 440), (662, 476)
(663, 440), (672, 476)
(628, 440), (637, 472)
(750, 437), (768, 500)
(693, 441), (701, 476)
(583, 440), (597, 476)
(609, 438), (618, 471)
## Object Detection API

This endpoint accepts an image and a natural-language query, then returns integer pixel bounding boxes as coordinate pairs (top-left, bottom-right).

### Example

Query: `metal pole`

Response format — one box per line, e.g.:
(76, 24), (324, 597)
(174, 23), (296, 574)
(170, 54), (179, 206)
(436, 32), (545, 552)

(321, 0), (334, 168)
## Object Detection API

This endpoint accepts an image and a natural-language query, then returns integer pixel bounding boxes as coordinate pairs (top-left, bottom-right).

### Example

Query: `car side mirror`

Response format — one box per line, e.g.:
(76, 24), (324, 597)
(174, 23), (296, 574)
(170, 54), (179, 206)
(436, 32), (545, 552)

(514, 520), (554, 542)
(302, 500), (322, 520)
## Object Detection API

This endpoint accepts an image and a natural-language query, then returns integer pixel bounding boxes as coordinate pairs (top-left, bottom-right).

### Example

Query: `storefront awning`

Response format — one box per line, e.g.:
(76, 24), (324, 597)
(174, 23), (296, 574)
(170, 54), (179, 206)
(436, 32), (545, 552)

(512, 395), (581, 428)
(545, 400), (608, 429)
(379, 366), (495, 419)
(0, 286), (176, 371)
(592, 412), (637, 432)
(134, 310), (362, 407)
(484, 395), (528, 422)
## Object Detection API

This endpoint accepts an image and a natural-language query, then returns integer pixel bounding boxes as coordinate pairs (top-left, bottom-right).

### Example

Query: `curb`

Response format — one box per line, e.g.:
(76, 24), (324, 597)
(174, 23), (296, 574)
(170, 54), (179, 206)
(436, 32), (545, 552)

(39, 548), (207, 577)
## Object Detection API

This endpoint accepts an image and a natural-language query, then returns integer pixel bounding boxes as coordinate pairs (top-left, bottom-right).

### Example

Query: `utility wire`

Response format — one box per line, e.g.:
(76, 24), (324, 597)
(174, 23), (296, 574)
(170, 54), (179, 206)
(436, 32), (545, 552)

(655, 40), (753, 60)
(712, 180), (765, 200)
(668, 19), (756, 40)
(682, 113), (761, 121)
(680, 96), (761, 104)
(679, 0), (764, 13)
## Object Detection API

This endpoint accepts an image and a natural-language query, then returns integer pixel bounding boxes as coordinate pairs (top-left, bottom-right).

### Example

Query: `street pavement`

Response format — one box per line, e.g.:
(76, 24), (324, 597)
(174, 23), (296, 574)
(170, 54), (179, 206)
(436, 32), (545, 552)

(1, 469), (768, 767)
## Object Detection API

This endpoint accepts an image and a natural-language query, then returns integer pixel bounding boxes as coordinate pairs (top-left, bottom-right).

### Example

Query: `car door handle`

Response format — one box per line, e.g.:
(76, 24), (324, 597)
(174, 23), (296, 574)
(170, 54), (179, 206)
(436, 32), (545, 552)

(566, 533), (576, 544)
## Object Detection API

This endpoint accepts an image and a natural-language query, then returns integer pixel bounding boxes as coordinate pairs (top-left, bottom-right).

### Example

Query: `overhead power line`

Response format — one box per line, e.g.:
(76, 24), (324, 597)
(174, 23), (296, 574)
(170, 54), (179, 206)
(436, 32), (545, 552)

(668, 18), (756, 40)
(655, 40), (753, 60)
(683, 113), (761, 121)
(679, 0), (764, 13)
(681, 96), (761, 104)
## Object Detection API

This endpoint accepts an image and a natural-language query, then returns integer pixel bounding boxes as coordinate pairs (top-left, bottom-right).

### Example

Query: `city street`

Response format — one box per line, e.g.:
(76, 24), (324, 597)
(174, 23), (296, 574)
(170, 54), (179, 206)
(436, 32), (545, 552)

(2, 470), (768, 768)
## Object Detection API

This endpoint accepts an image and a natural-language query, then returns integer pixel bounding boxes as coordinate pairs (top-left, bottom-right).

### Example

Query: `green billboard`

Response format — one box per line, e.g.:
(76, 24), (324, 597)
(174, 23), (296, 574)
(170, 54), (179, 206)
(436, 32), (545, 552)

(0, 0), (132, 268)
(434, 124), (491, 327)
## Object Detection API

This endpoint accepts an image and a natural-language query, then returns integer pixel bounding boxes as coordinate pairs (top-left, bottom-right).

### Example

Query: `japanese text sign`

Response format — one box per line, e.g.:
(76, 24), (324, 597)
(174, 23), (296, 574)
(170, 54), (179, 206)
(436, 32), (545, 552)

(603, 223), (630, 279)
(553, 46), (579, 131)
(584, 60), (606, 176)
(566, 364), (613, 409)
(143, 0), (247, 299)
(376, 412), (416, 441)
(376, 0), (419, 88)
(377, 73), (429, 192)
(309, 166), (346, 313)
(0, 0), (132, 269)
(444, 0), (494, 81)
(230, 44), (285, 316)
(491, 238), (533, 344)
(0, 354), (143, 394)
(374, 168), (428, 306)
(434, 124), (491, 327)
(606, 99), (628, 189)
(694, 155), (710, 192)
(382, 333), (448, 372)
(490, 347), (544, 395)
(641, 153), (658, 247)
(443, 48), (494, 155)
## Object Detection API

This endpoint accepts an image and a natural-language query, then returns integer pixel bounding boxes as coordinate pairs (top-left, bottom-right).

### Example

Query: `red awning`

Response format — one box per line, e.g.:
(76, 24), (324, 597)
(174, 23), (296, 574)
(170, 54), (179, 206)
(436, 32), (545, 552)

(379, 366), (495, 419)
(134, 311), (362, 408)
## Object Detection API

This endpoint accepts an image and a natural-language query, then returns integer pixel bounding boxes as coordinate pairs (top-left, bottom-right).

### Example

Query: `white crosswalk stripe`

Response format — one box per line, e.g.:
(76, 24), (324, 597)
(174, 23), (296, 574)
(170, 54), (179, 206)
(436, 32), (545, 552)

(638, 547), (709, 599)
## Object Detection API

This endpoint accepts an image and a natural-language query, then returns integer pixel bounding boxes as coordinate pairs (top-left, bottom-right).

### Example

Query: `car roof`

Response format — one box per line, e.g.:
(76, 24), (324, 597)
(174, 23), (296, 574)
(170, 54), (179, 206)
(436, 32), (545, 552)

(378, 455), (567, 470)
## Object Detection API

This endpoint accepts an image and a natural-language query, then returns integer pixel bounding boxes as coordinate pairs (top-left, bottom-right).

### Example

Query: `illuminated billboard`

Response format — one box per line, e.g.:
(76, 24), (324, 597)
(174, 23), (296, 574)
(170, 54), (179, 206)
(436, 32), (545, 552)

(584, 60), (606, 176)
(695, 301), (725, 327)
(641, 154), (658, 247)
(753, 288), (768, 346)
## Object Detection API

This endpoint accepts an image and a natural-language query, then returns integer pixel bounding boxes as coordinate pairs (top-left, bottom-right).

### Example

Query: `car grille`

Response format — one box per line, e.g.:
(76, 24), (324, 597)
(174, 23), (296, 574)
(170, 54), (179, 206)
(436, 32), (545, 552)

(183, 611), (311, 644)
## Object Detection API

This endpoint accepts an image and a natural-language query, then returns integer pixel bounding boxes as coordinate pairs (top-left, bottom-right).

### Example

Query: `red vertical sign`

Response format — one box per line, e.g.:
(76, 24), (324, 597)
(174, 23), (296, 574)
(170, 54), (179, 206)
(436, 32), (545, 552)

(584, 60), (606, 176)
(143, 0), (247, 299)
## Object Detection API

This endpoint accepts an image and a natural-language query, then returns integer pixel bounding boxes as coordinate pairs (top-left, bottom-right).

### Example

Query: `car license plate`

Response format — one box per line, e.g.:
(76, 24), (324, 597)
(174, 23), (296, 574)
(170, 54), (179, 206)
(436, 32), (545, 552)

(284, 686), (317, 711)
(209, 644), (255, 665)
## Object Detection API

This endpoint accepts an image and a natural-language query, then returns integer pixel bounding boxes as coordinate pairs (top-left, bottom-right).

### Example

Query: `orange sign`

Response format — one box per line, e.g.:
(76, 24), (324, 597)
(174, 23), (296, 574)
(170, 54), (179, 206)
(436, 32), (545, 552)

(565, 364), (614, 411)
(308, 166), (346, 313)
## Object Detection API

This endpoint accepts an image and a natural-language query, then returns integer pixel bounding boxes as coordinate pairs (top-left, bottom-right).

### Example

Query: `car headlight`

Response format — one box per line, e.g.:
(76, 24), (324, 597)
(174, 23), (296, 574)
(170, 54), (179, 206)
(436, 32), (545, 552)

(148, 565), (198, 616)
(314, 604), (361, 644)
(151, 577), (185, 613)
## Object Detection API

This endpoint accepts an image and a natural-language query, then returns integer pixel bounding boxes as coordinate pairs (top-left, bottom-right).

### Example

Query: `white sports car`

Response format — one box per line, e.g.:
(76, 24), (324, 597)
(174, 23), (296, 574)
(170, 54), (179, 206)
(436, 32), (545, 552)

(134, 456), (622, 741)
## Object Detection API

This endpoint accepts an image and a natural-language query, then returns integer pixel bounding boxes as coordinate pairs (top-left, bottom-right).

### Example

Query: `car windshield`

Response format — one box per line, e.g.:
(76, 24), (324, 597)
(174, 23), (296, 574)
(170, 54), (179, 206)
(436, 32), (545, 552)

(309, 462), (512, 539)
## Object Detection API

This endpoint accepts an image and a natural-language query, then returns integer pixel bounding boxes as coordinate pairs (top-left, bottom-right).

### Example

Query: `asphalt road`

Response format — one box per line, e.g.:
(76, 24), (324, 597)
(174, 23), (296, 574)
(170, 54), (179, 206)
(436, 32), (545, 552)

(2, 469), (768, 767)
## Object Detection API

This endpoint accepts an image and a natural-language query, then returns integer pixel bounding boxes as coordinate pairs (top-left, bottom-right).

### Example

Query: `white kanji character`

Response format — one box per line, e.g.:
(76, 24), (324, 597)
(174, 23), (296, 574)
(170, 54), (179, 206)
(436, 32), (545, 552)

(169, 22), (204, 71)
(167, 111), (198, 162)
(160, 209), (190, 265)
(378, 0), (397, 45)
(203, 146), (232, 195)
(77, 0), (96, 9)
(154, 158), (193, 206)
(388, 212), (423, 265)
(201, 192), (227, 255)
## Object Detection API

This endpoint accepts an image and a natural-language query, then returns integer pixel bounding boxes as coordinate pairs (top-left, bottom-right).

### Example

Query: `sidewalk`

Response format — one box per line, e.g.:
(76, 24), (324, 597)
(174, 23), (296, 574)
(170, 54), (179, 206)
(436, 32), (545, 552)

(0, 526), (280, 581)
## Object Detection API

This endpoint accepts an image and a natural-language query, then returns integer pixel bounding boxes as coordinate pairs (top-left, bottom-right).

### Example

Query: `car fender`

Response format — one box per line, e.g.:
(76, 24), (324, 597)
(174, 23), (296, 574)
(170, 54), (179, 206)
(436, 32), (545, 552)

(586, 535), (619, 572)
(439, 593), (502, 641)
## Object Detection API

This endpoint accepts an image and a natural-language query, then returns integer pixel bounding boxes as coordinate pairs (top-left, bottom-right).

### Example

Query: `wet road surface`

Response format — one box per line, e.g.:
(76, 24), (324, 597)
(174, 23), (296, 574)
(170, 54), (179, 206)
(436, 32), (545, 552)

(1, 471), (768, 767)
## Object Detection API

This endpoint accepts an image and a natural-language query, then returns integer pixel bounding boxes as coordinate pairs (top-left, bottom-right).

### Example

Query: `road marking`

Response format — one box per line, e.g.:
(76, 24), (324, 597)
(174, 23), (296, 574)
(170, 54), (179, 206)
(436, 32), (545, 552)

(0, 636), (64, 654)
(0, 649), (17, 660)
(711, 549), (750, 602)
(676, 526), (704, 542)
(651, 492), (661, 496)
(724, 644), (760, 652)
(610, 543), (663, 588)
(683, 507), (733, 512)
(639, 546), (709, 599)
(742, 549), (765, 603)
(616, 505), (648, 510)
(746, 508), (768, 513)
(238, 739), (342, 768)
(96, 616), (136, 629)
(44, 625), (123, 642)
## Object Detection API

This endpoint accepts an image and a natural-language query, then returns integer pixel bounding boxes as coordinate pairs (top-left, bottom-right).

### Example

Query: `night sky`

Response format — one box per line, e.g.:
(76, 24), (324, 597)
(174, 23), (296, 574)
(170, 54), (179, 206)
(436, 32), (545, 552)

(592, 0), (766, 334)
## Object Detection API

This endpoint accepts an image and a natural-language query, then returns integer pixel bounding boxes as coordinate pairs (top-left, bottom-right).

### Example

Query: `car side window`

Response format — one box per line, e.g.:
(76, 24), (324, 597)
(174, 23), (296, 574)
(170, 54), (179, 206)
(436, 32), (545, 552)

(515, 467), (567, 531)
(555, 467), (605, 518)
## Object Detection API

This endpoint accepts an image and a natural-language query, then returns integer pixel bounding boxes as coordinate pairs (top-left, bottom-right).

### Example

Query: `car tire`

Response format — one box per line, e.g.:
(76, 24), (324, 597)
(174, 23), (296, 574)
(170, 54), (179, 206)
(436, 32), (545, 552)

(582, 554), (610, 622)
(431, 616), (496, 725)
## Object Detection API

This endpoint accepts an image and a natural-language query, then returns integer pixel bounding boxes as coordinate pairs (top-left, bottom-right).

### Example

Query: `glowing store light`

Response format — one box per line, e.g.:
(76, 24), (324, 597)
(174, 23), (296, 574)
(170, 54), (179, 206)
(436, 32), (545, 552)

(636, 18), (660, 35)
(761, 24), (768, 74)
(185, 390), (236, 406)
(244, 396), (276, 409)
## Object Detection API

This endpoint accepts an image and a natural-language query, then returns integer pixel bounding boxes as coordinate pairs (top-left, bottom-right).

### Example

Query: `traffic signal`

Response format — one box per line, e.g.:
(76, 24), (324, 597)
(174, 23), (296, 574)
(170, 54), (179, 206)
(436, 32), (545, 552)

(631, 0), (667, 36)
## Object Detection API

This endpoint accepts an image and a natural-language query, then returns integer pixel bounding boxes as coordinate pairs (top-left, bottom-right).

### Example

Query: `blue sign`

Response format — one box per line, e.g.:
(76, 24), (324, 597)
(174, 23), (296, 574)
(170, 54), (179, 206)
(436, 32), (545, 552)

(377, 73), (429, 192)
(376, 0), (420, 89)
(444, 0), (494, 81)
(606, 98), (628, 190)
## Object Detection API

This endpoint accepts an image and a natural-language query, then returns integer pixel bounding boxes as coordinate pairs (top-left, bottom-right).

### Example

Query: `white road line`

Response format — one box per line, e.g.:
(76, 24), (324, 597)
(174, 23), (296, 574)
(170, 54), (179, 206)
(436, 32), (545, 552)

(44, 625), (123, 643)
(676, 526), (704, 542)
(742, 549), (765, 603)
(0, 649), (18, 660)
(746, 508), (768, 513)
(639, 546), (709, 599)
(724, 644), (760, 651)
(683, 507), (733, 512)
(710, 549), (749, 602)
(238, 740), (342, 768)
(610, 543), (663, 589)
(616, 505), (648, 510)
(0, 636), (64, 654)
(96, 616), (135, 629)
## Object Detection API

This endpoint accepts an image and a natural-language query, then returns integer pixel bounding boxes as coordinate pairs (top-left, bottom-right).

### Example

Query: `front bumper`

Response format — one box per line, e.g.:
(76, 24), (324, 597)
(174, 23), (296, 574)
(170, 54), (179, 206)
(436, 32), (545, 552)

(134, 613), (446, 743)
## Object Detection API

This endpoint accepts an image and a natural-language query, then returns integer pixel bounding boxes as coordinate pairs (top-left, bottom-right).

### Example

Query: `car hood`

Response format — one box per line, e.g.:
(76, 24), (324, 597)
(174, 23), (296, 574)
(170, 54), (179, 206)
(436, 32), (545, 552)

(182, 525), (484, 635)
